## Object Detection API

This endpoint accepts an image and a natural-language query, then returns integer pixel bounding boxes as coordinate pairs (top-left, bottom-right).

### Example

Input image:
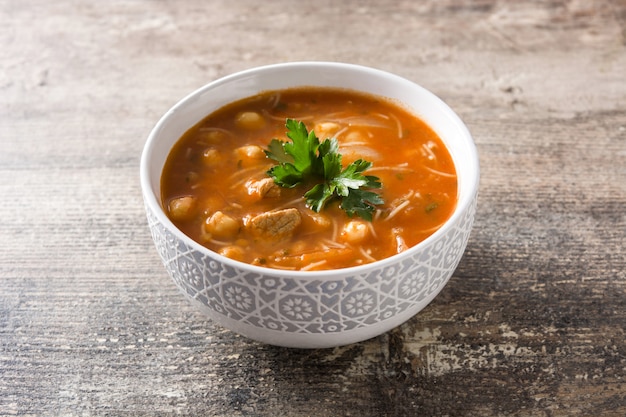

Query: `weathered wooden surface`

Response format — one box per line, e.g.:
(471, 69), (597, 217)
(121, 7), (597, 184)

(1, 0), (625, 415)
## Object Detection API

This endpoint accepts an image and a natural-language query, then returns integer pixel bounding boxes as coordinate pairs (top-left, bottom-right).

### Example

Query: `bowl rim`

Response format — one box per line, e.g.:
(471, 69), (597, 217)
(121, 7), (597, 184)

(140, 61), (479, 278)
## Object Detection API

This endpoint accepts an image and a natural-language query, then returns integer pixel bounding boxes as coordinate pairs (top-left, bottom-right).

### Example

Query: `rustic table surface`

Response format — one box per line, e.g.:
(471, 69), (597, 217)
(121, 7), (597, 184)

(2, 0), (625, 416)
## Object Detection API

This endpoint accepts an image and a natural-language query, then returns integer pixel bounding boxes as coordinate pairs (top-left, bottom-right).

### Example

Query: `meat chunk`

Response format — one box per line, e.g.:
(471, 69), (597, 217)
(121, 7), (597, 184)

(246, 177), (281, 199)
(246, 208), (301, 241)
(339, 219), (369, 244)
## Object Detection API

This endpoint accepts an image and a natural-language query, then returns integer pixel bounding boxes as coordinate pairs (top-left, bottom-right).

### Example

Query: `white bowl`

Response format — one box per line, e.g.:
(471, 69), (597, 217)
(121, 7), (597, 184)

(140, 62), (479, 348)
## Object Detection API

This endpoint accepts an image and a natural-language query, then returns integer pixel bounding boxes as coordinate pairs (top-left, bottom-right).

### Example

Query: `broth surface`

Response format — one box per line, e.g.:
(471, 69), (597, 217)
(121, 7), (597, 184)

(161, 87), (457, 270)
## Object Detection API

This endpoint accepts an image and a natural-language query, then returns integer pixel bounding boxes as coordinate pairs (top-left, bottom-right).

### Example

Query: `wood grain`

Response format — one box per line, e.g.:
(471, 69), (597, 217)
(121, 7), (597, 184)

(1, 0), (625, 415)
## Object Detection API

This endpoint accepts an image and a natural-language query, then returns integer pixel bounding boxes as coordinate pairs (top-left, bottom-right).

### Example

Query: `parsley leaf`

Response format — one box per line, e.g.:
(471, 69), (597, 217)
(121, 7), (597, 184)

(265, 138), (293, 164)
(283, 119), (318, 174)
(266, 119), (384, 220)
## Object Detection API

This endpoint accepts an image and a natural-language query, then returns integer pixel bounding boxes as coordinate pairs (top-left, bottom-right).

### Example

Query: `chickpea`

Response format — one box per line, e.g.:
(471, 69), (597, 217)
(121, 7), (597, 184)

(235, 145), (265, 162)
(340, 220), (369, 244)
(303, 211), (332, 230)
(167, 196), (196, 221)
(199, 129), (226, 144)
(234, 238), (249, 247)
(202, 148), (222, 166)
(218, 246), (245, 262)
(205, 211), (240, 240)
(235, 111), (266, 130)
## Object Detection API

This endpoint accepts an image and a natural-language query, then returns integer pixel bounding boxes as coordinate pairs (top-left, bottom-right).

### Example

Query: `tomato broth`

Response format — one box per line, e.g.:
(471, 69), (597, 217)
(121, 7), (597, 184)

(161, 87), (457, 270)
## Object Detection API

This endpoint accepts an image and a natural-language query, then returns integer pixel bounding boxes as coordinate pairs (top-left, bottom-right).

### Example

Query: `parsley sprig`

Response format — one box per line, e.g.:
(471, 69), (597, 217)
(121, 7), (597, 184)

(265, 119), (384, 221)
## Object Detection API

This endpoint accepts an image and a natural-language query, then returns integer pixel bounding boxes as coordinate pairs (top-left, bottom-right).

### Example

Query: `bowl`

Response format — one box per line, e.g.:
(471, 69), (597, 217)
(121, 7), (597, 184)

(140, 62), (479, 349)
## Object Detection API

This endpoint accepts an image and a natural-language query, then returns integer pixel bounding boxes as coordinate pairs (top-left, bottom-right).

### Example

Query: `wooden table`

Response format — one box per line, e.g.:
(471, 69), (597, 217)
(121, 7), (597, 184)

(2, 1), (625, 415)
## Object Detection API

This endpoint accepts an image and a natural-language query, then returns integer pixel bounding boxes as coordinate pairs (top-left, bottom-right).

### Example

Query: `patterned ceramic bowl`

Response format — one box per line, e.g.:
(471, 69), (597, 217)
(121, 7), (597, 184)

(140, 62), (479, 348)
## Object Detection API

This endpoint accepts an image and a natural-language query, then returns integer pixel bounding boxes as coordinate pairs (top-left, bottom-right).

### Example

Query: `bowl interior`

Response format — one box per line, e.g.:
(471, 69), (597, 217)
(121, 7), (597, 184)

(141, 62), (479, 268)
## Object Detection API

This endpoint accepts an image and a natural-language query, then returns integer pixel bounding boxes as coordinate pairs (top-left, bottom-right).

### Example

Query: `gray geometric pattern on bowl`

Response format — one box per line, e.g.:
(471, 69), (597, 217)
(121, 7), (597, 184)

(146, 196), (476, 335)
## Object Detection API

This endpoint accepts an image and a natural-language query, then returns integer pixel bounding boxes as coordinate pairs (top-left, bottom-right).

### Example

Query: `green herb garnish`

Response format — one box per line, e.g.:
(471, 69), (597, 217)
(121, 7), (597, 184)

(265, 119), (384, 221)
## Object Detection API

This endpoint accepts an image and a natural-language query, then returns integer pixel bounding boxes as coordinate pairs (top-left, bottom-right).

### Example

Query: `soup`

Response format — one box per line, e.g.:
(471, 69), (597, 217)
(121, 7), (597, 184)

(161, 87), (457, 270)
